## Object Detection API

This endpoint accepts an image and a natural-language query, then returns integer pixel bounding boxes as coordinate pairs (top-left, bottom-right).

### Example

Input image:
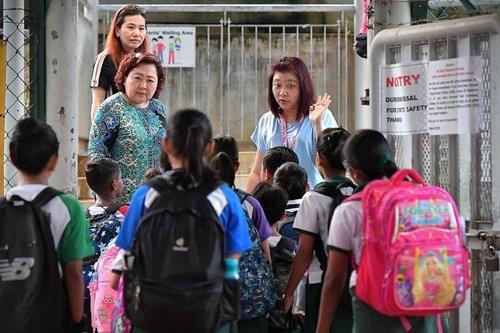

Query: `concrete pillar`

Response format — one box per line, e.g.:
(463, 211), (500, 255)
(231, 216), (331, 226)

(354, 0), (370, 129)
(3, 0), (25, 190)
(46, 0), (79, 195)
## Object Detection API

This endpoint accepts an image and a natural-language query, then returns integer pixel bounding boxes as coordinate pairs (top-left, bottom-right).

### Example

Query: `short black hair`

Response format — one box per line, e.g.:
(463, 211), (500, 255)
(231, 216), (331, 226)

(274, 162), (308, 200)
(262, 146), (299, 176)
(9, 117), (59, 175)
(252, 182), (288, 225)
(85, 158), (121, 196)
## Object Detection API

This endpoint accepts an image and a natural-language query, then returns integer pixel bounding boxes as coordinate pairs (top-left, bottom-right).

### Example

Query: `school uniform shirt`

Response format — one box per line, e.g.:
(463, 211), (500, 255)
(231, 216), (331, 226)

(292, 191), (333, 284)
(326, 201), (363, 288)
(90, 50), (118, 96)
(241, 194), (272, 241)
(250, 110), (337, 188)
(5, 184), (94, 267)
(116, 181), (252, 254)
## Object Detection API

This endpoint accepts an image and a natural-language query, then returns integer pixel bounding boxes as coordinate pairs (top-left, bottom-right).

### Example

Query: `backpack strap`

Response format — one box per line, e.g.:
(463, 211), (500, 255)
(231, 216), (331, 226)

(147, 176), (173, 194)
(313, 179), (356, 271)
(31, 187), (62, 208)
(104, 202), (125, 215)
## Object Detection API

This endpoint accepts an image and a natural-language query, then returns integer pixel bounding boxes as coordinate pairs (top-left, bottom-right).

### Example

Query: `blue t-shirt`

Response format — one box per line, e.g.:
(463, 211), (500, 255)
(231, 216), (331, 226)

(117, 182), (252, 254)
(251, 110), (338, 187)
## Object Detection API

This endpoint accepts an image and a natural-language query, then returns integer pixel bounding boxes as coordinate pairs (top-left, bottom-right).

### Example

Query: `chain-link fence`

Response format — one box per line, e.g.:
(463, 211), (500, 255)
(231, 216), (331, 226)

(1, 6), (33, 193)
(369, 0), (500, 29)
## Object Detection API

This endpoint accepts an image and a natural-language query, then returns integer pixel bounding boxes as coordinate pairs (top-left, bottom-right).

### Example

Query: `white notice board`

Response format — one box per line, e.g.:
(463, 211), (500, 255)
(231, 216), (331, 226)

(427, 56), (482, 135)
(380, 62), (428, 135)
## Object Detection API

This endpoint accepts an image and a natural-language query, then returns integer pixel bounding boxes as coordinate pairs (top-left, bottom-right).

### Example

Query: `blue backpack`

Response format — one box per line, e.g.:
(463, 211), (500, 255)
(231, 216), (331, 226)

(235, 189), (275, 320)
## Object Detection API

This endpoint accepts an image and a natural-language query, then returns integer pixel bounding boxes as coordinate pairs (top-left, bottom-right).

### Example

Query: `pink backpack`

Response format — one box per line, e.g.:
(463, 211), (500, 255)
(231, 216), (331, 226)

(350, 169), (470, 317)
(89, 244), (120, 333)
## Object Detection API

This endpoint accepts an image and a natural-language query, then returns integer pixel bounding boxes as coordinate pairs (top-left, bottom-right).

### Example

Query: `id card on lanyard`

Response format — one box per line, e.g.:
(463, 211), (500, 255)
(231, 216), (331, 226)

(279, 114), (304, 151)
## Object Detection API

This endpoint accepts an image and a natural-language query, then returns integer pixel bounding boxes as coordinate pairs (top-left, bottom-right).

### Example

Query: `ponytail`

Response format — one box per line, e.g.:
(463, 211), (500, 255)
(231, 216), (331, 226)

(166, 109), (216, 186)
(210, 152), (236, 186)
(184, 123), (206, 181)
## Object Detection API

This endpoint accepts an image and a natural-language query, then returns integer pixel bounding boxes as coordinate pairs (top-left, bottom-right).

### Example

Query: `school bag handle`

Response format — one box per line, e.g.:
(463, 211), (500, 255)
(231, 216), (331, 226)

(390, 168), (426, 186)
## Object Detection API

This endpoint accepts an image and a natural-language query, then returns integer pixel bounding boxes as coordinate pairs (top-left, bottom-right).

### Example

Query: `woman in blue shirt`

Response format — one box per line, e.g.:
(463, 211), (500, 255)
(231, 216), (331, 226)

(247, 56), (338, 191)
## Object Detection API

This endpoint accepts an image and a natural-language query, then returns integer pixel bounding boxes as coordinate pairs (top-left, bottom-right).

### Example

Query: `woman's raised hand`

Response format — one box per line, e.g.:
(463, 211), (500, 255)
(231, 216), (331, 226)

(309, 93), (332, 125)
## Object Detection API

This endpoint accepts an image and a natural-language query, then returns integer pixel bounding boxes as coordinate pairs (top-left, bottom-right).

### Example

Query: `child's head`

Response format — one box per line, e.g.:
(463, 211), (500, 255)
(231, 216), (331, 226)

(261, 146), (299, 182)
(9, 118), (59, 176)
(273, 162), (308, 200)
(164, 109), (215, 183)
(316, 127), (351, 177)
(252, 182), (288, 226)
(210, 152), (236, 187)
(85, 158), (123, 199)
(211, 135), (239, 171)
(343, 129), (398, 184)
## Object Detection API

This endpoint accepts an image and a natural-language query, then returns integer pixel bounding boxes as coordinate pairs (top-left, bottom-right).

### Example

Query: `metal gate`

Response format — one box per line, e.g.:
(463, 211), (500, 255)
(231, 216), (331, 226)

(369, 14), (500, 333)
(99, 4), (356, 143)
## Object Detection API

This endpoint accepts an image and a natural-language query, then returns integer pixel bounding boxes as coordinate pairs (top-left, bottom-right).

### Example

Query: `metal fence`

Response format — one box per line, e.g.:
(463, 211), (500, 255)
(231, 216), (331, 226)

(1, 4), (31, 193)
(371, 0), (500, 30)
(370, 14), (500, 333)
(99, 5), (356, 144)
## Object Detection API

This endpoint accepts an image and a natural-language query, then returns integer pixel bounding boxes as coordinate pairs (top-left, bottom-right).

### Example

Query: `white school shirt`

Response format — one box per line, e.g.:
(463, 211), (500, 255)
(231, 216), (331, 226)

(326, 201), (363, 288)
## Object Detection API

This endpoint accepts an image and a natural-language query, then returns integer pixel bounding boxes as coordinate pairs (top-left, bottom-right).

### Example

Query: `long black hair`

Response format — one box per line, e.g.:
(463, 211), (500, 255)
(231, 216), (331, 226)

(317, 127), (350, 171)
(165, 109), (216, 185)
(343, 129), (398, 182)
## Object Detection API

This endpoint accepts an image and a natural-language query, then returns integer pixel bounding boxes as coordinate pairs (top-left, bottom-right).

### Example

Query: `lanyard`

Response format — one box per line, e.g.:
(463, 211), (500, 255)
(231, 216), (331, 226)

(279, 114), (304, 150)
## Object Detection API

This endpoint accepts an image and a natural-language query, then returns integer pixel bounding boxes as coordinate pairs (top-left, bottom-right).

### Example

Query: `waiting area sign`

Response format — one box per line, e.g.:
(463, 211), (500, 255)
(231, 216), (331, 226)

(148, 26), (196, 68)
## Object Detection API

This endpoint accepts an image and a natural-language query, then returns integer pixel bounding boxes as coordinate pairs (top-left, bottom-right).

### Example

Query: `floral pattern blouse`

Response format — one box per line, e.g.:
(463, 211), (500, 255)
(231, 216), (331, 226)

(88, 93), (167, 203)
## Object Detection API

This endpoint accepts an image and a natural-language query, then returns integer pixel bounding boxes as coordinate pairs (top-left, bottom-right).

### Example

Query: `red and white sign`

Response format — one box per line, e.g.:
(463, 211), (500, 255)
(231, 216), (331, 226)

(380, 62), (428, 135)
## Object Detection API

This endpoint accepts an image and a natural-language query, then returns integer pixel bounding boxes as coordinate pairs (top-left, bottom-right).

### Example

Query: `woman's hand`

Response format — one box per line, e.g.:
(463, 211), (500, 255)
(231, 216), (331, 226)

(309, 93), (332, 125)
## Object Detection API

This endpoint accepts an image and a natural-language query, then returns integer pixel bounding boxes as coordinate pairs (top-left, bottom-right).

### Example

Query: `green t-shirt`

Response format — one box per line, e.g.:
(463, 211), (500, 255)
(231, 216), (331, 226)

(6, 184), (94, 264)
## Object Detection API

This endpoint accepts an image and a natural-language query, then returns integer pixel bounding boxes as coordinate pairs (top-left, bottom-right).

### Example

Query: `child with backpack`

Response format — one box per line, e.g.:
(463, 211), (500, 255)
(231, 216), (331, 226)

(1, 118), (94, 332)
(84, 158), (128, 333)
(253, 183), (303, 333)
(273, 162), (309, 244)
(259, 146), (299, 184)
(316, 129), (468, 333)
(283, 127), (354, 333)
(210, 135), (273, 260)
(115, 109), (252, 333)
(210, 149), (275, 333)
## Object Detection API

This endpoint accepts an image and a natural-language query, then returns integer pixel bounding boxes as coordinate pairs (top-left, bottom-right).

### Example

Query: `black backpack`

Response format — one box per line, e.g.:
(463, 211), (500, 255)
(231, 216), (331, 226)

(124, 175), (232, 333)
(313, 177), (356, 309)
(0, 187), (75, 333)
(268, 236), (304, 332)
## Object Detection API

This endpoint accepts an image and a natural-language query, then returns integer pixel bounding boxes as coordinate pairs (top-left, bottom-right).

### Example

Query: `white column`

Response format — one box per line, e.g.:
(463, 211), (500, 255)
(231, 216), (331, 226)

(354, 0), (370, 129)
(3, 0), (25, 190)
(46, 0), (79, 195)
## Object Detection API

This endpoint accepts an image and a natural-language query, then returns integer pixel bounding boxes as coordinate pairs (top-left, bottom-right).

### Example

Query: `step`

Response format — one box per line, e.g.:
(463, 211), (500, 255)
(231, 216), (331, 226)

(78, 176), (93, 200)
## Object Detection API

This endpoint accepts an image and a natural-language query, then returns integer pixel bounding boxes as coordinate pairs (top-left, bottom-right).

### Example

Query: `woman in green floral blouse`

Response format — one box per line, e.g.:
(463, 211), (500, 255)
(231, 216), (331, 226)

(88, 52), (167, 202)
